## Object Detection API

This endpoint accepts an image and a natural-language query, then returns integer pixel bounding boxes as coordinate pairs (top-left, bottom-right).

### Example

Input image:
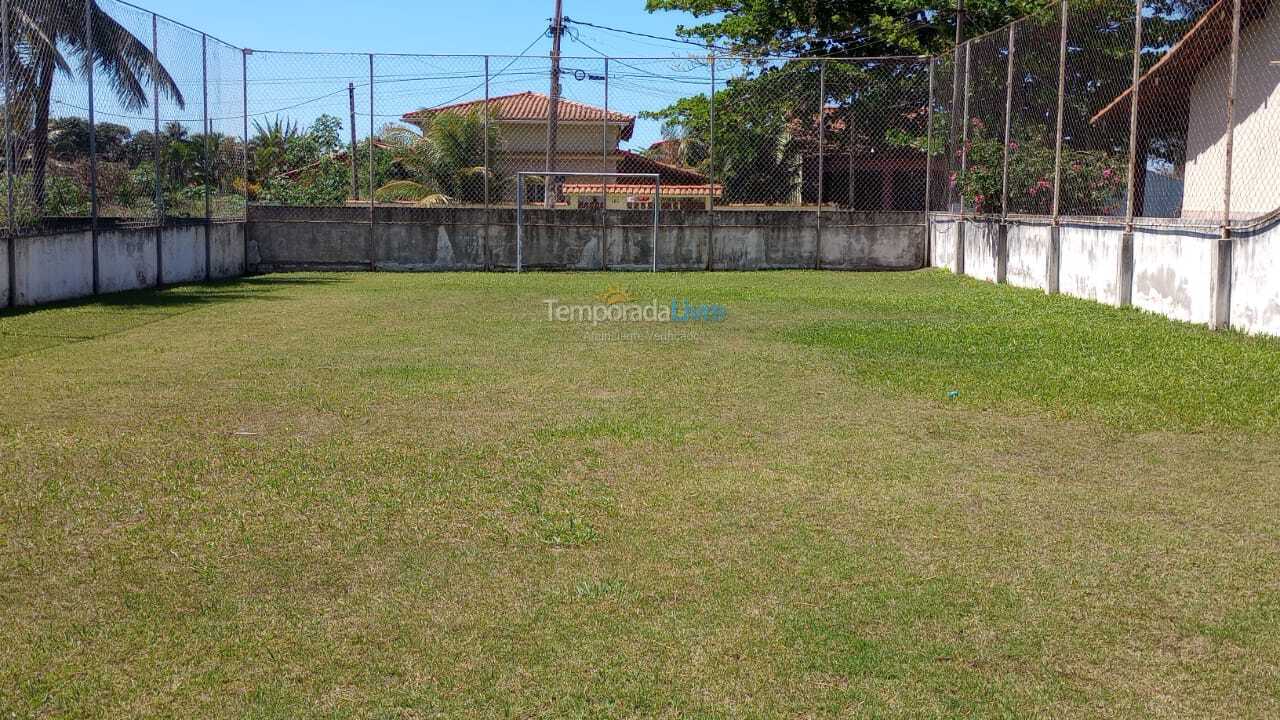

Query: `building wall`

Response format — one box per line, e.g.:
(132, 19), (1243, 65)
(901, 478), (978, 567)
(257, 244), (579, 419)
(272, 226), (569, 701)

(498, 122), (625, 155)
(1183, 4), (1280, 220)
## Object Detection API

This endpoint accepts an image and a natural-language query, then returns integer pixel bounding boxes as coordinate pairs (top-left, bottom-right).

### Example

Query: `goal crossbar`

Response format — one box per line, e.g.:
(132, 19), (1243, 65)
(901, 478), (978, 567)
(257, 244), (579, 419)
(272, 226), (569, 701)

(515, 172), (661, 273)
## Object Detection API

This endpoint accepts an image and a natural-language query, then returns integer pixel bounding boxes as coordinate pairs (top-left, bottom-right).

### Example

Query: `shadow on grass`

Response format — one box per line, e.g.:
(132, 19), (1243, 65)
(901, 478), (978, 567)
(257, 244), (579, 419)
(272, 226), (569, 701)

(0, 274), (349, 320)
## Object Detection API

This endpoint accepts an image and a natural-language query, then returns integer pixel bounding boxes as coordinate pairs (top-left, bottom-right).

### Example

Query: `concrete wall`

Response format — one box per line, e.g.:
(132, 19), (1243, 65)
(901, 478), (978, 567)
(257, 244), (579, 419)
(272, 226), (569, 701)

(13, 231), (94, 306)
(1006, 220), (1052, 291)
(1132, 224), (1217, 325)
(246, 206), (926, 273)
(1, 224), (244, 309)
(1057, 221), (1123, 306)
(962, 219), (1001, 283)
(98, 228), (158, 294)
(1231, 215), (1280, 336)
(929, 212), (1280, 338)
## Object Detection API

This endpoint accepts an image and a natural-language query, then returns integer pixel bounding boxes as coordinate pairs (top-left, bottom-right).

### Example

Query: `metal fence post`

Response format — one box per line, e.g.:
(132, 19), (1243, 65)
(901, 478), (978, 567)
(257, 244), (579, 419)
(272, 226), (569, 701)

(1212, 0), (1243, 329)
(956, 42), (971, 275)
(483, 55), (491, 270)
(706, 58), (716, 271)
(1118, 0), (1144, 307)
(516, 174), (524, 272)
(86, 0), (99, 294)
(1047, 0), (1069, 295)
(924, 57), (935, 266)
(653, 176), (660, 272)
(2, 0), (12, 307)
(815, 59), (825, 270)
(997, 23), (1016, 284)
(601, 56), (609, 271)
(241, 47), (249, 271)
(152, 13), (162, 285)
(368, 53), (376, 271)
(201, 33), (210, 280)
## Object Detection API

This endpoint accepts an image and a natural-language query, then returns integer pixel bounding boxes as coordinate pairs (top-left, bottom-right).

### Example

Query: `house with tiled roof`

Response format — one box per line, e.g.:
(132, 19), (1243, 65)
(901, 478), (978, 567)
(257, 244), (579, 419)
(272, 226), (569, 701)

(1092, 0), (1280, 220)
(402, 91), (720, 209)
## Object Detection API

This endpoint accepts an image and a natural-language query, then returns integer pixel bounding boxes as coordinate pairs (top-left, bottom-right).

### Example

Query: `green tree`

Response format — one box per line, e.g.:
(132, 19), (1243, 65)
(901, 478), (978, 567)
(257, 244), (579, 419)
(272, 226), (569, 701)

(5, 1), (183, 211)
(376, 109), (500, 206)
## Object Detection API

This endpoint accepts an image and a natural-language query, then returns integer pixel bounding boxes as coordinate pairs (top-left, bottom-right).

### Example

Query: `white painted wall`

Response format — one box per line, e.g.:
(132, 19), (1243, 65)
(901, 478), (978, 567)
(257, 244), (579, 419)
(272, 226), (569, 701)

(161, 226), (207, 284)
(1183, 4), (1280, 221)
(930, 217), (957, 271)
(1006, 222), (1051, 291)
(98, 228), (158, 294)
(1231, 218), (1280, 335)
(14, 231), (93, 306)
(0, 239), (9, 309)
(962, 219), (1000, 283)
(209, 223), (245, 279)
(1131, 227), (1215, 324)
(1058, 223), (1122, 305)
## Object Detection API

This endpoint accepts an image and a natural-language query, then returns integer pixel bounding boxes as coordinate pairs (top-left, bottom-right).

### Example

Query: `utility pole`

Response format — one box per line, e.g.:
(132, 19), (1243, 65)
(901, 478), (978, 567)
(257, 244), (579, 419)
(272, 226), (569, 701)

(348, 82), (358, 200)
(544, 0), (564, 208)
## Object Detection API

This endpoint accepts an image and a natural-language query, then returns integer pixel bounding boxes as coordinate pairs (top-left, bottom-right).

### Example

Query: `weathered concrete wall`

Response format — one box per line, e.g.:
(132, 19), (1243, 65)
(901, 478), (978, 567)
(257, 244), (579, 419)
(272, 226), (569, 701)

(1058, 221), (1123, 306)
(246, 206), (925, 272)
(161, 225), (207, 284)
(1006, 220), (1052, 291)
(1, 224), (244, 309)
(14, 231), (94, 305)
(929, 216), (958, 271)
(962, 218), (1001, 283)
(98, 227), (158, 294)
(209, 223), (246, 279)
(1132, 224), (1216, 325)
(1231, 216), (1280, 336)
(0, 238), (10, 309)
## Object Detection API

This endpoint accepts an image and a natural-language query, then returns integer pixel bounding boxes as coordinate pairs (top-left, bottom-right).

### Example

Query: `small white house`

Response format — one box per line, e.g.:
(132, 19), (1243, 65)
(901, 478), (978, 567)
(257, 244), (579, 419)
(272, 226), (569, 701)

(1093, 0), (1280, 221)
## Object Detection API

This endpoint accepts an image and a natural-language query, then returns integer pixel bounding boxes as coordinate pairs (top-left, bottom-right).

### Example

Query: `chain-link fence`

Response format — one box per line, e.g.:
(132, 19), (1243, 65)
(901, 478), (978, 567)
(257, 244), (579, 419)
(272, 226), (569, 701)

(3, 0), (1274, 245)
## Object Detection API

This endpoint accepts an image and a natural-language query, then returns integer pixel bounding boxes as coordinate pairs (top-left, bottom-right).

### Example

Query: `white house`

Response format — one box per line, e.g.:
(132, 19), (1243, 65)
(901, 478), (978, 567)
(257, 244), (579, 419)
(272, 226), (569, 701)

(1093, 0), (1280, 221)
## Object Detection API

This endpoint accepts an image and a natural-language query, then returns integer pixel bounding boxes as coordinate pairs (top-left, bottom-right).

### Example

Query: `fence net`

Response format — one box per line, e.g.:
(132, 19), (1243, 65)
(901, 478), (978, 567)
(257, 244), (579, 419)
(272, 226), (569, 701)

(0, 0), (1273, 240)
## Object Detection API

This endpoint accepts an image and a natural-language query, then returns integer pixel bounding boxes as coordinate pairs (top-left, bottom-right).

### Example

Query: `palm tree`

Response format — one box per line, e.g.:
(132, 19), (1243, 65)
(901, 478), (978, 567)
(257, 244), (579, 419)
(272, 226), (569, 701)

(250, 116), (302, 183)
(376, 109), (499, 206)
(5, 1), (183, 210)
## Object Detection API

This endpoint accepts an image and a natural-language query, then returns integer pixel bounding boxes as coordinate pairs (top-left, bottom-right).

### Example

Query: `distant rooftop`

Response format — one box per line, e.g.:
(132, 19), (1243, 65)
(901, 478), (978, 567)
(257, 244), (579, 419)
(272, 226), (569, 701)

(403, 91), (636, 140)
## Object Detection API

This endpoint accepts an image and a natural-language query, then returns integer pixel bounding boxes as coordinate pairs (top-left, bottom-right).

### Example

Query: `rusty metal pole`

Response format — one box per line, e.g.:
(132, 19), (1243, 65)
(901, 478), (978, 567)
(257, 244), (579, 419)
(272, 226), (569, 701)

(86, 0), (99, 293)
(997, 23), (1016, 284)
(152, 13), (163, 285)
(1048, 0), (1069, 295)
(601, 57), (609, 270)
(1213, 0), (1243, 329)
(816, 59), (825, 270)
(368, 53), (376, 270)
(956, 42), (971, 275)
(483, 55), (491, 269)
(706, 58), (716, 270)
(924, 57), (936, 265)
(201, 33), (210, 281)
(1118, 0), (1144, 307)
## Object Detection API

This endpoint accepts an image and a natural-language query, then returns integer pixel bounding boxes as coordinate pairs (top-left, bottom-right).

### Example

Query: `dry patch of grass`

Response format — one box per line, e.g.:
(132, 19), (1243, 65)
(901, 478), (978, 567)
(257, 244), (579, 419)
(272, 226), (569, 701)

(2, 270), (1279, 718)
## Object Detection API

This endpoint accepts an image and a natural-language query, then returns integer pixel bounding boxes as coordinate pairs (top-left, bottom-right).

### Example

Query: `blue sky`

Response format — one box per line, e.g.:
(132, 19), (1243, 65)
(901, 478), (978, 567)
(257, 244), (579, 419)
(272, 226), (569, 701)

(135, 0), (713, 58)
(92, 0), (727, 149)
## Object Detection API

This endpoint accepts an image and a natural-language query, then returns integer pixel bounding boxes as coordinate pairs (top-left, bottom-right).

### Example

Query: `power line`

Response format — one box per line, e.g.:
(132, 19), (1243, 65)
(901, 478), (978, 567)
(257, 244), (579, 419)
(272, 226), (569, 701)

(562, 17), (732, 53)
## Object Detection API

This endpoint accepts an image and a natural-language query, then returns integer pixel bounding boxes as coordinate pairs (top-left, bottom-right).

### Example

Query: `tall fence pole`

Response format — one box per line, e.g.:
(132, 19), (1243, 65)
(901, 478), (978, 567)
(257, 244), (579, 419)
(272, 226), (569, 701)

(956, 42), (971, 275)
(1222, 0), (1241, 231)
(815, 59), (825, 270)
(348, 82), (358, 200)
(1212, 0), (1243, 329)
(483, 55), (490, 270)
(368, 53), (375, 271)
(1123, 0), (1143, 229)
(997, 23), (1017, 284)
(241, 46), (249, 271)
(601, 57), (609, 271)
(1001, 24), (1016, 221)
(86, 0), (99, 294)
(1047, 0), (1069, 295)
(924, 57), (935, 264)
(707, 58), (716, 271)
(2, 0), (12, 307)
(152, 13), (162, 285)
(201, 33), (210, 281)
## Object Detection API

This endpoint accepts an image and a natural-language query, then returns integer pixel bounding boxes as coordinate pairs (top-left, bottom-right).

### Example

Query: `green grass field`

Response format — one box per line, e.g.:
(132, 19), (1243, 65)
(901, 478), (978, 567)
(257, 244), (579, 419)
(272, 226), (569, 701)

(3, 270), (1280, 718)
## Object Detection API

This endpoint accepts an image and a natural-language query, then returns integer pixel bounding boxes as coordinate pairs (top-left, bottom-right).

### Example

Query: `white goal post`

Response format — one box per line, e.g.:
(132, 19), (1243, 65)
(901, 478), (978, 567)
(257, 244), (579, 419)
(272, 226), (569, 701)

(515, 172), (661, 273)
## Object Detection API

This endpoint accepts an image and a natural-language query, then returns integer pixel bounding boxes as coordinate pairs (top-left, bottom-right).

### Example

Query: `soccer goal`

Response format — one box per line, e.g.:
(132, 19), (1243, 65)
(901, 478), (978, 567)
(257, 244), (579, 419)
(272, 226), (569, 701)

(515, 172), (661, 273)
